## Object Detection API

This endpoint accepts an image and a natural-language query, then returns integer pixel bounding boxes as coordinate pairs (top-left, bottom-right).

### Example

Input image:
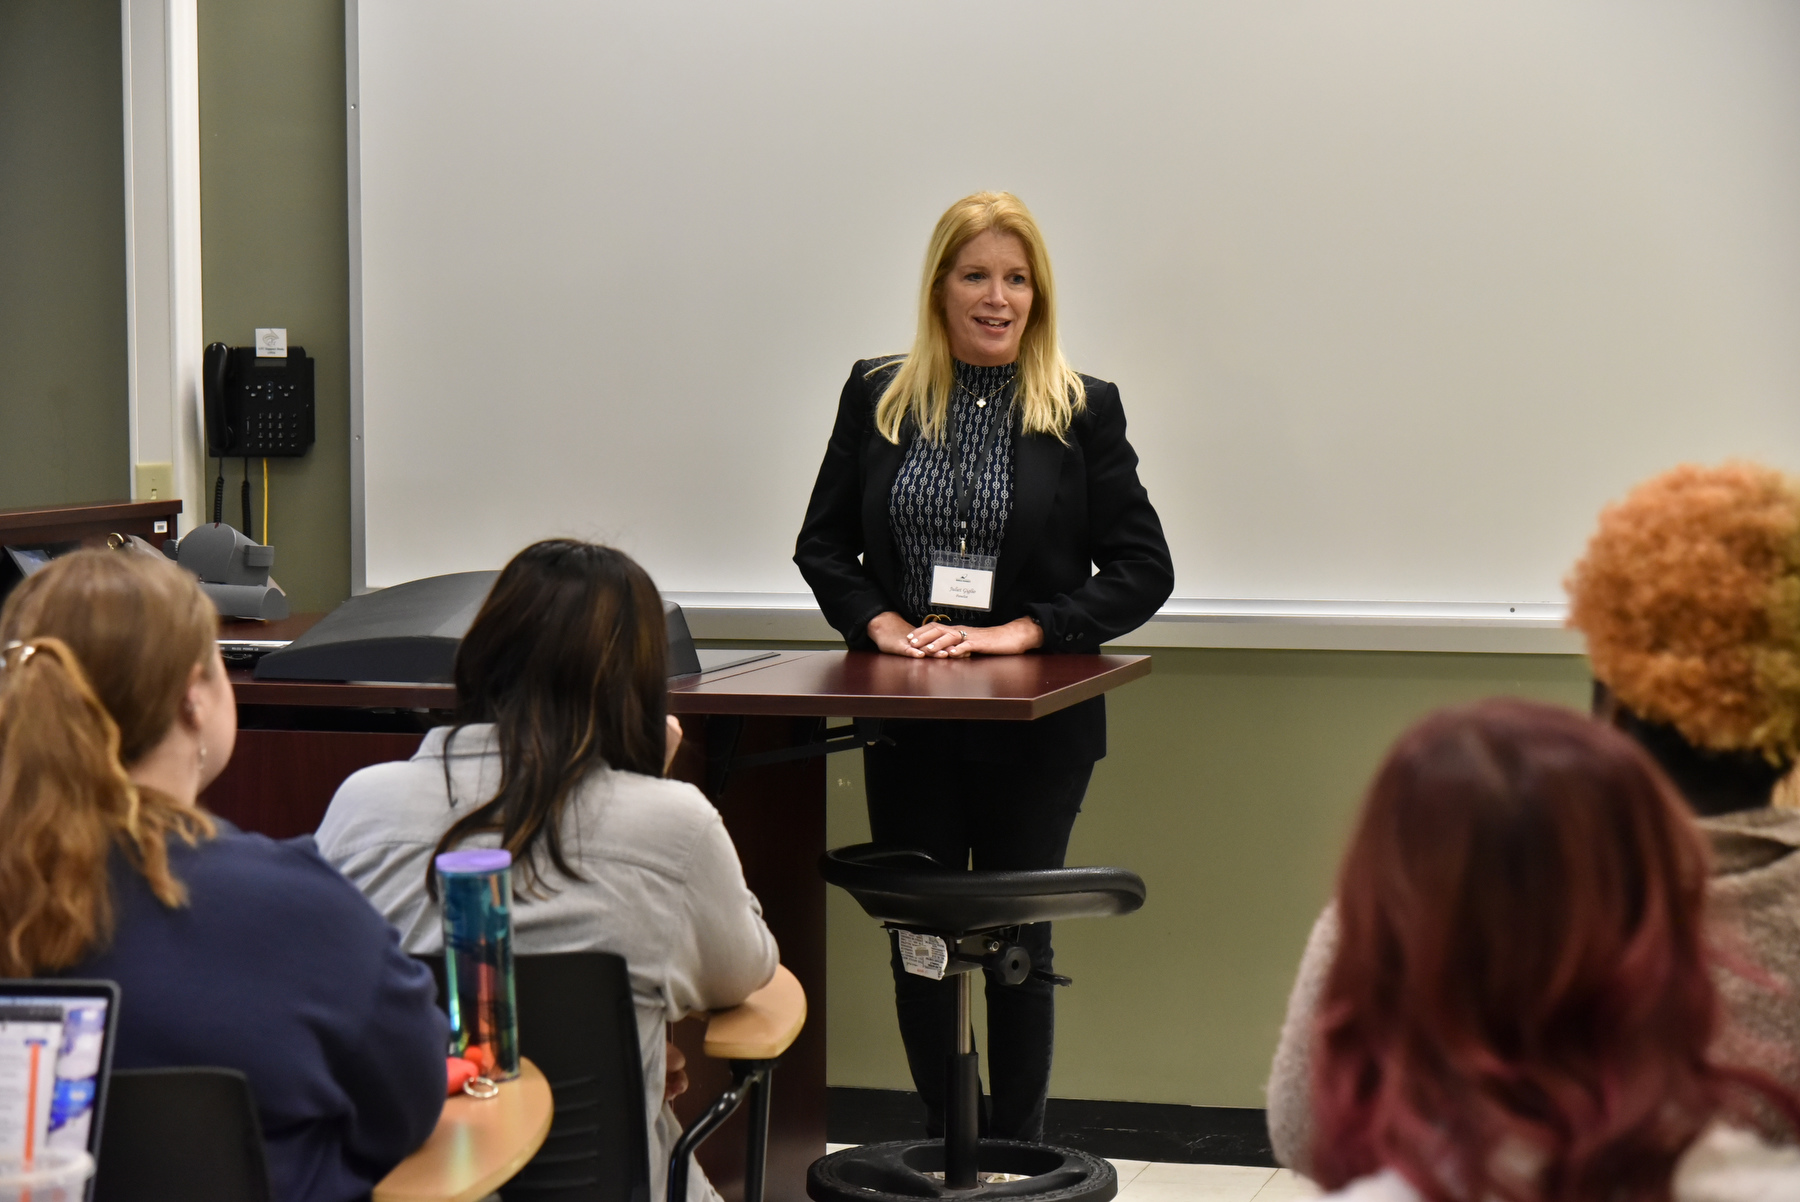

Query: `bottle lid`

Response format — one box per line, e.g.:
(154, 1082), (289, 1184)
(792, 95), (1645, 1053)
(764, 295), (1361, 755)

(435, 849), (513, 874)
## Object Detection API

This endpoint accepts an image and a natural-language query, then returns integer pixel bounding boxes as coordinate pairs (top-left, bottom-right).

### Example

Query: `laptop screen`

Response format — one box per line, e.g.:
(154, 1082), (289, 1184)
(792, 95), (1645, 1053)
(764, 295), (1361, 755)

(0, 982), (118, 1166)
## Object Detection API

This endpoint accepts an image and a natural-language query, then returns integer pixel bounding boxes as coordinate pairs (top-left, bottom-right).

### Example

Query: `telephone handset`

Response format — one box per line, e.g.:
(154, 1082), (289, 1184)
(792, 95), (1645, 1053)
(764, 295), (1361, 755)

(203, 342), (316, 459)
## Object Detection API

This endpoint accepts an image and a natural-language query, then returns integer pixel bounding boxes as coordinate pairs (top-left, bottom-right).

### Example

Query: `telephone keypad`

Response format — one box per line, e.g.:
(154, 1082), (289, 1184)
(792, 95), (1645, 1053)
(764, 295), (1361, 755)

(207, 344), (316, 458)
(239, 374), (314, 455)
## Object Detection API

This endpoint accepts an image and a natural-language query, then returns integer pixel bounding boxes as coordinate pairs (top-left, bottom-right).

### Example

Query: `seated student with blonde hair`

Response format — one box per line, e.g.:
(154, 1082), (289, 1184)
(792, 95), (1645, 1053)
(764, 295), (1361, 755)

(317, 539), (777, 1202)
(1268, 461), (1800, 1173)
(0, 548), (447, 1202)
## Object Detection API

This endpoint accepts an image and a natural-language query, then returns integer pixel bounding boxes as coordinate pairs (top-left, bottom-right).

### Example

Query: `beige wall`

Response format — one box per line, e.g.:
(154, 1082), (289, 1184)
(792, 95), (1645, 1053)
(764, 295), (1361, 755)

(0, 0), (129, 511)
(826, 647), (1591, 1107)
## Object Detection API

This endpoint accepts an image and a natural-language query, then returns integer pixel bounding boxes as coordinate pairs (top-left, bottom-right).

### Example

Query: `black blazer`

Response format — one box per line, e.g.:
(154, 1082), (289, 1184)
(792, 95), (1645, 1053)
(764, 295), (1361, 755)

(794, 358), (1174, 763)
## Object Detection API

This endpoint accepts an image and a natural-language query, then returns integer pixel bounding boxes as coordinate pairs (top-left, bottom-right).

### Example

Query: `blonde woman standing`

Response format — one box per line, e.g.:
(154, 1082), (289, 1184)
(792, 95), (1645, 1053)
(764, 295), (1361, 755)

(794, 192), (1173, 1141)
(0, 549), (446, 1202)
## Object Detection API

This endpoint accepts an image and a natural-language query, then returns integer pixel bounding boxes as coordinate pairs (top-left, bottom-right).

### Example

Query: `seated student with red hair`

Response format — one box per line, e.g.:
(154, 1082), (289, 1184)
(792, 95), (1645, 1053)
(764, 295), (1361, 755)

(1270, 461), (1800, 1173)
(1303, 700), (1800, 1202)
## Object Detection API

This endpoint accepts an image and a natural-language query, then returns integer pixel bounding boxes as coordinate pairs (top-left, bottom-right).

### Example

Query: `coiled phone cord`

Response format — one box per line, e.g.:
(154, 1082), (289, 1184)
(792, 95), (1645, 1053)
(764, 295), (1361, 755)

(213, 460), (224, 525)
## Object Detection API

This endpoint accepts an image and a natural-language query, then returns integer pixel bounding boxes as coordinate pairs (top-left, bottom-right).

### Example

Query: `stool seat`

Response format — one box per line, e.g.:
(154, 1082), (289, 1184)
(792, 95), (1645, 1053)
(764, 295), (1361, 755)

(820, 844), (1146, 934)
(810, 844), (1146, 1202)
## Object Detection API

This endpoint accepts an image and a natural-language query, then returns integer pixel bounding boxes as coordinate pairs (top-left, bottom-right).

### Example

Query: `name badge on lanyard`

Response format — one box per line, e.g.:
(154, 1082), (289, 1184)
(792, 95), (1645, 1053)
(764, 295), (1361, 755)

(928, 397), (1011, 614)
(930, 550), (996, 611)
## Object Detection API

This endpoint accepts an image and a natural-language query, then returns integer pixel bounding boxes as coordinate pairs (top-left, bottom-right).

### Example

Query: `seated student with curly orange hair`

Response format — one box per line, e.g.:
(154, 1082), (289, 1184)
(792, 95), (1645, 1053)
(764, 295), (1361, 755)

(1267, 461), (1800, 1175)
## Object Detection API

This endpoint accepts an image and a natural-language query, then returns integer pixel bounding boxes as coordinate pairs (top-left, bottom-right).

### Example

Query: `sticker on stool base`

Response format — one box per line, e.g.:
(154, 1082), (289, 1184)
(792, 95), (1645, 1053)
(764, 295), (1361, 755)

(897, 930), (948, 980)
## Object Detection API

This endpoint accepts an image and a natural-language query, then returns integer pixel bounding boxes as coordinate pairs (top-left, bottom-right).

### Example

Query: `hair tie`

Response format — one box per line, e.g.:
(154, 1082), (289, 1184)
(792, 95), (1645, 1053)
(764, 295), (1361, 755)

(0, 640), (35, 672)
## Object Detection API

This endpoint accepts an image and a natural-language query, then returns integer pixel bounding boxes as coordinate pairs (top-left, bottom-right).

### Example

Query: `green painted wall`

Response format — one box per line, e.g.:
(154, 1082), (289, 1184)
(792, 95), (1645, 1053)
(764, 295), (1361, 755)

(0, 0), (129, 510)
(197, 0), (351, 613)
(826, 647), (1591, 1107)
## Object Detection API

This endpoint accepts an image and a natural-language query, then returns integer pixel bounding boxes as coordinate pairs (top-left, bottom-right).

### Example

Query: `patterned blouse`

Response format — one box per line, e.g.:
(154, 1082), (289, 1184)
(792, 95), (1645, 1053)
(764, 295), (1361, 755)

(888, 360), (1017, 624)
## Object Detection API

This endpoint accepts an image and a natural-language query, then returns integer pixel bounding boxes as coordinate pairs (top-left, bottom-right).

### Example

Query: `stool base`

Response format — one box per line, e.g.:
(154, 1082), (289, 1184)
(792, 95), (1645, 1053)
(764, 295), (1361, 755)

(807, 1139), (1116, 1202)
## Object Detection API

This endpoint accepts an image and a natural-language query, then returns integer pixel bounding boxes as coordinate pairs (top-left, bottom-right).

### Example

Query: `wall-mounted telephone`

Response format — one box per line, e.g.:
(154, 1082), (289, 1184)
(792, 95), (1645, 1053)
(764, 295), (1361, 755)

(203, 343), (316, 459)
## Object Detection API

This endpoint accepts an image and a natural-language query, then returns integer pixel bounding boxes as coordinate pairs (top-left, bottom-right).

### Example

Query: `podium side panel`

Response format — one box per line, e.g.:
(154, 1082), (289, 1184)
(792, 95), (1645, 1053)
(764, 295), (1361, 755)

(670, 715), (828, 1202)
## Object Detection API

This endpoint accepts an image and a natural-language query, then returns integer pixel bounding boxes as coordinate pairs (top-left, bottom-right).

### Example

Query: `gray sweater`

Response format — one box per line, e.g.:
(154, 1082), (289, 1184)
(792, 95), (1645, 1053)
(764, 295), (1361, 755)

(316, 724), (779, 1202)
(1266, 807), (1800, 1175)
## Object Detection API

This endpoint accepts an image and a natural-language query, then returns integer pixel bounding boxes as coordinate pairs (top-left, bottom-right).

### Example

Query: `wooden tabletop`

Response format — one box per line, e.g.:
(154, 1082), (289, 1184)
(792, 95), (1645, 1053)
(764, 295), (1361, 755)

(227, 643), (1150, 720)
(667, 650), (1150, 720)
(221, 613), (323, 642)
(0, 498), (183, 533)
(705, 964), (807, 1061)
(223, 614), (1151, 719)
(374, 1059), (553, 1202)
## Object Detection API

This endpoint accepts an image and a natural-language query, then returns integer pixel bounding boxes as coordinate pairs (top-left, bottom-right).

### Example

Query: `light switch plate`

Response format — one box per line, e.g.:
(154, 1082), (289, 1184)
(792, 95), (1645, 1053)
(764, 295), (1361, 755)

(135, 462), (174, 502)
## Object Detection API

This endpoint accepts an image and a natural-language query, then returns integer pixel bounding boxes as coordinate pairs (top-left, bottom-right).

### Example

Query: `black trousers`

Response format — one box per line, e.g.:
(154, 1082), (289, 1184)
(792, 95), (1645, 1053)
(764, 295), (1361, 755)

(862, 738), (1093, 1142)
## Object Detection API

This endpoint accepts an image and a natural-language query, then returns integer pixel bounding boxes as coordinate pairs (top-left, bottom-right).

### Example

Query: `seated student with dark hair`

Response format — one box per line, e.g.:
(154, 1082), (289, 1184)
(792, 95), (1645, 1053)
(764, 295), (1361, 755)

(317, 539), (777, 1202)
(1304, 699), (1800, 1202)
(1269, 461), (1800, 1173)
(0, 548), (447, 1202)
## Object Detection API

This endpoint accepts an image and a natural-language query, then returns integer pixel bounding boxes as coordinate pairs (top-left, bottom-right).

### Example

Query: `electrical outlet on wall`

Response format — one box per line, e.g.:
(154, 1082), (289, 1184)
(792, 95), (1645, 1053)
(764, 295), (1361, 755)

(135, 462), (175, 501)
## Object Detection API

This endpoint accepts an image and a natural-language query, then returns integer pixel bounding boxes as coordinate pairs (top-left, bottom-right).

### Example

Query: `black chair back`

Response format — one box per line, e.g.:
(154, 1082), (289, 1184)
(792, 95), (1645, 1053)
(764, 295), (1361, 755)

(419, 951), (652, 1202)
(92, 1066), (271, 1202)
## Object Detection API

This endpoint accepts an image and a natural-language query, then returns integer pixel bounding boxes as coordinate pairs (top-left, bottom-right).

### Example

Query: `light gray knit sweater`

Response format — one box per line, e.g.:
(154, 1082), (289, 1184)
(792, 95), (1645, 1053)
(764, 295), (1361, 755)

(317, 724), (779, 1202)
(1265, 807), (1800, 1174)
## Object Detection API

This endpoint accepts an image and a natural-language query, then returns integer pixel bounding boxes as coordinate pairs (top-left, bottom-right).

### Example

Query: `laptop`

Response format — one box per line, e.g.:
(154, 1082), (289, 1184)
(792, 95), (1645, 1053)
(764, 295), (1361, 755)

(0, 980), (120, 1192)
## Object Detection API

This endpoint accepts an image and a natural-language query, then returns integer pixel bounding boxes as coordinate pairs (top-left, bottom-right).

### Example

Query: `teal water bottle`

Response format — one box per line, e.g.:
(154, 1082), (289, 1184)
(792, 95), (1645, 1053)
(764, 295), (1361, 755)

(436, 848), (520, 1081)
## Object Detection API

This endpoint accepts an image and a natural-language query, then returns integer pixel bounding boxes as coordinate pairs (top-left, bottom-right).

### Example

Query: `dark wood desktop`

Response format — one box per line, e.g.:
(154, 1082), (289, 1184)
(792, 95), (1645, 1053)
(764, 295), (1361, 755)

(210, 614), (1151, 1202)
(0, 498), (184, 547)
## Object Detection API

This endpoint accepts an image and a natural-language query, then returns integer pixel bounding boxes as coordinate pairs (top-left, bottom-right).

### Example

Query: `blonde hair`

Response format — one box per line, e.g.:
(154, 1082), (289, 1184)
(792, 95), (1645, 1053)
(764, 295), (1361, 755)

(0, 549), (217, 975)
(874, 192), (1086, 444)
(1566, 462), (1800, 763)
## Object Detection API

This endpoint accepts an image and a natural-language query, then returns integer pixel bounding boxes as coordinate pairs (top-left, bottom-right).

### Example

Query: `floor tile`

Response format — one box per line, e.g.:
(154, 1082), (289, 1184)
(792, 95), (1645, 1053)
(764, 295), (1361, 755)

(1116, 1164), (1277, 1202)
(1133, 1161), (1275, 1187)
(817, 1149), (1305, 1201)
(1107, 1158), (1150, 1189)
(1252, 1169), (1323, 1200)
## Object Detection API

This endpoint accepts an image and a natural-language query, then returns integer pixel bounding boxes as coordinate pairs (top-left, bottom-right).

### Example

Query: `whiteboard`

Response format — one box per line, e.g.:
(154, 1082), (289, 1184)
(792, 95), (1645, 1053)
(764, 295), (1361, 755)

(349, 0), (1800, 634)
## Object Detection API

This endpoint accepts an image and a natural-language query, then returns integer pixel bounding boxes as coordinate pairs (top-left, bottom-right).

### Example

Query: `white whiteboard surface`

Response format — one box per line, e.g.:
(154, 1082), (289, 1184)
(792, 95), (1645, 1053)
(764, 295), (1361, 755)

(349, 1), (1800, 649)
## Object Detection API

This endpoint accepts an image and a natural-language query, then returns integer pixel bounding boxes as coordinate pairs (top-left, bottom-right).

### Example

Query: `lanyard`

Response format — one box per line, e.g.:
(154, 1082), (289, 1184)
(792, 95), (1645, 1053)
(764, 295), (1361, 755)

(947, 396), (1013, 555)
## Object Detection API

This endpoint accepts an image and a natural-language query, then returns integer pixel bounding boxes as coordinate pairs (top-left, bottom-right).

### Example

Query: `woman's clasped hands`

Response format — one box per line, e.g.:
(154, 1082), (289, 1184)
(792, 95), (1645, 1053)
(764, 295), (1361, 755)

(866, 611), (1043, 659)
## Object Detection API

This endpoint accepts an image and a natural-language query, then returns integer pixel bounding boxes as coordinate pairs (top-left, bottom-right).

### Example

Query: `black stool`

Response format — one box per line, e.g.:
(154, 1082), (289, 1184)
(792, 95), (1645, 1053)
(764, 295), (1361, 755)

(809, 844), (1146, 1202)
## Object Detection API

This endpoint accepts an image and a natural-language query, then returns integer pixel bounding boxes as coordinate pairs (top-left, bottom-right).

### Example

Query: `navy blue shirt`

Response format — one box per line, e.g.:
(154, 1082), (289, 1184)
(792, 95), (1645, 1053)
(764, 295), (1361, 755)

(65, 827), (447, 1202)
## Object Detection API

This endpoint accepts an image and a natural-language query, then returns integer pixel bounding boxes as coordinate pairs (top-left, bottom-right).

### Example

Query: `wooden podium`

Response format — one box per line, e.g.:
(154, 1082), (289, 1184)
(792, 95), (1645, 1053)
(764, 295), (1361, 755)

(207, 617), (1150, 1202)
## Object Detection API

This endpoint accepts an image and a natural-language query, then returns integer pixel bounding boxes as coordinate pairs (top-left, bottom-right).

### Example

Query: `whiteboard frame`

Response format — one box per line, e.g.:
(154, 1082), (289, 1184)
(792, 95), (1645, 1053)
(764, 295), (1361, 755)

(346, 0), (368, 597)
(669, 594), (1582, 654)
(121, 0), (207, 526)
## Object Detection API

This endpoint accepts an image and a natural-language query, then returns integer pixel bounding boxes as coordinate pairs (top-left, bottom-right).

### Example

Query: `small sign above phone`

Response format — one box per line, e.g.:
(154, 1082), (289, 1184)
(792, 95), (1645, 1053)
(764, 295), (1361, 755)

(255, 327), (288, 358)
